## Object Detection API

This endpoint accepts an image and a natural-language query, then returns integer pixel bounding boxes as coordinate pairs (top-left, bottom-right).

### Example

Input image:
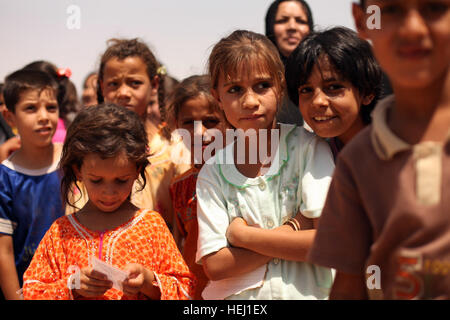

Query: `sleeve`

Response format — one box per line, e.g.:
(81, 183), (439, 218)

(299, 136), (335, 219)
(22, 222), (74, 300)
(0, 167), (15, 235)
(195, 164), (230, 263)
(151, 213), (196, 300)
(308, 155), (372, 274)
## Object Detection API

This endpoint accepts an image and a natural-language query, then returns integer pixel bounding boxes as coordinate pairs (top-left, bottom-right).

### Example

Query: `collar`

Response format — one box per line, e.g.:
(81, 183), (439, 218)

(371, 95), (450, 160)
(216, 123), (296, 189)
(371, 95), (411, 160)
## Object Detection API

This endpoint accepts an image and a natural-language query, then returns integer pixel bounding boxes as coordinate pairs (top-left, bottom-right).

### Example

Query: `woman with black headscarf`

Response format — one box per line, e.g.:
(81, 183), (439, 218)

(265, 0), (314, 125)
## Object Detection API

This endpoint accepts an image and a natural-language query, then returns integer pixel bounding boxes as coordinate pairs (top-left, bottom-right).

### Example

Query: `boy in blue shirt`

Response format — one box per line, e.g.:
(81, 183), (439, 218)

(0, 69), (65, 299)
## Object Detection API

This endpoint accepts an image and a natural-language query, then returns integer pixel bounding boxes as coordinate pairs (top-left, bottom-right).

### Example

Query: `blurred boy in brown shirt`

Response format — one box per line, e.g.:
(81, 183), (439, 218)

(308, 0), (450, 299)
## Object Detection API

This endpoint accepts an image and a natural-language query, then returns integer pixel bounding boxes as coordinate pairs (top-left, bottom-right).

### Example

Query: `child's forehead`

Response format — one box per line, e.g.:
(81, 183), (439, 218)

(104, 56), (149, 76)
(82, 151), (134, 170)
(179, 94), (220, 117)
(222, 59), (273, 82)
(308, 55), (345, 81)
(18, 87), (57, 102)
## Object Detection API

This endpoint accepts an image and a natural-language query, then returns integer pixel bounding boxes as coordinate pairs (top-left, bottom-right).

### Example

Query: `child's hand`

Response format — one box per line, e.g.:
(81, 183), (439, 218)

(122, 263), (156, 297)
(0, 136), (20, 162)
(226, 217), (248, 247)
(74, 267), (112, 298)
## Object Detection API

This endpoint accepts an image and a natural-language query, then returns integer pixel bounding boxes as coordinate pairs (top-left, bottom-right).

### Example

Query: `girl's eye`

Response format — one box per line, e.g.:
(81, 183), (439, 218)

(25, 105), (36, 111)
(204, 119), (220, 128)
(298, 86), (312, 94)
(182, 120), (194, 126)
(90, 179), (102, 184)
(255, 81), (272, 91)
(130, 80), (143, 87)
(107, 81), (118, 88)
(116, 179), (129, 184)
(47, 105), (58, 112)
(327, 84), (344, 91)
(228, 86), (241, 94)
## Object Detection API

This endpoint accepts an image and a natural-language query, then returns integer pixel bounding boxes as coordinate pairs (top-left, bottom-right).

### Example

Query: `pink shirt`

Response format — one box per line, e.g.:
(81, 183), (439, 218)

(52, 118), (66, 143)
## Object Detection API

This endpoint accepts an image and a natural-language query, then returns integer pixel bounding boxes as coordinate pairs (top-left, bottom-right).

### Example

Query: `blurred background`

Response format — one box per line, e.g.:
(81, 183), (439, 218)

(0, 0), (356, 92)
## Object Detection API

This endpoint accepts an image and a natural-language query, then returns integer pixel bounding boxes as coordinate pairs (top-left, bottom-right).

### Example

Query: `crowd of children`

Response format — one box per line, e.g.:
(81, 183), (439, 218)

(0, 0), (448, 300)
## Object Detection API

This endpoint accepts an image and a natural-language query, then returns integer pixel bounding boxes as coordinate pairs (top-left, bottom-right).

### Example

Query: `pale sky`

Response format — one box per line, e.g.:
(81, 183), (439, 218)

(0, 0), (356, 94)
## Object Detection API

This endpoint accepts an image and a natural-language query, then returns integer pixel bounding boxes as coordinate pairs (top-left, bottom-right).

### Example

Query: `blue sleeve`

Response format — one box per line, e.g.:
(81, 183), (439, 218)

(0, 165), (15, 235)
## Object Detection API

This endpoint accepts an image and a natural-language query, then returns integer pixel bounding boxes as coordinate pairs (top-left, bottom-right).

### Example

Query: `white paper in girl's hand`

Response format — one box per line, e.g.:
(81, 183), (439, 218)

(90, 256), (129, 291)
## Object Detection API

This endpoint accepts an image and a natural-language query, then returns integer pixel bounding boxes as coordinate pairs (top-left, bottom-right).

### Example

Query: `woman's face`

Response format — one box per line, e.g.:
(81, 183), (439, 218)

(273, 1), (310, 57)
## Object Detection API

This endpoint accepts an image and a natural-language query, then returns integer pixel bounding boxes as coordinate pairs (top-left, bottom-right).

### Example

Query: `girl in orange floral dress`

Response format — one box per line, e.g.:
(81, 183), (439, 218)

(22, 103), (195, 300)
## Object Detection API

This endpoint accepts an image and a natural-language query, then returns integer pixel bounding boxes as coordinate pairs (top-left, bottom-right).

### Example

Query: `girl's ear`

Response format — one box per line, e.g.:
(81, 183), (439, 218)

(151, 75), (160, 92)
(352, 3), (370, 40)
(362, 93), (375, 106)
(72, 164), (82, 181)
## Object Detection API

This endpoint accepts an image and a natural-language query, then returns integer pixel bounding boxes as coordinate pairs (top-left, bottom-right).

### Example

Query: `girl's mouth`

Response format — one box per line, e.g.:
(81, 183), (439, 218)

(241, 114), (264, 121)
(313, 116), (337, 122)
(99, 200), (118, 208)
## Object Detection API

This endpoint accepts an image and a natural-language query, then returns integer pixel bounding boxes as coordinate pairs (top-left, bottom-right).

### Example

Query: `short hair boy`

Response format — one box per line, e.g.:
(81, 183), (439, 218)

(308, 0), (450, 299)
(0, 69), (65, 299)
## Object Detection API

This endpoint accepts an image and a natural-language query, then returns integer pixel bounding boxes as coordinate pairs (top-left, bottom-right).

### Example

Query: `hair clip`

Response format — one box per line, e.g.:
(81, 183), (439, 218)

(57, 68), (72, 78)
(157, 66), (167, 76)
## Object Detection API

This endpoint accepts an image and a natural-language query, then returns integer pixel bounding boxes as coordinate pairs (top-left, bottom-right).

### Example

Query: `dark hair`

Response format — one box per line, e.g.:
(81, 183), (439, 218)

(23, 60), (80, 123)
(166, 75), (221, 129)
(60, 102), (149, 208)
(265, 0), (314, 59)
(97, 38), (165, 118)
(3, 69), (59, 113)
(286, 27), (382, 124)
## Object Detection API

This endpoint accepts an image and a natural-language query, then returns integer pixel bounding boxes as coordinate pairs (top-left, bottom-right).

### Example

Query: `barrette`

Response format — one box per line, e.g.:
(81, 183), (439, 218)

(57, 68), (72, 78)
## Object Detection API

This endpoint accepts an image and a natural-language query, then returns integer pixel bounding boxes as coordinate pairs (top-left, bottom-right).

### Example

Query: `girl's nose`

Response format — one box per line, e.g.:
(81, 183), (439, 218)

(312, 89), (329, 108)
(101, 183), (117, 196)
(117, 83), (131, 99)
(242, 90), (259, 109)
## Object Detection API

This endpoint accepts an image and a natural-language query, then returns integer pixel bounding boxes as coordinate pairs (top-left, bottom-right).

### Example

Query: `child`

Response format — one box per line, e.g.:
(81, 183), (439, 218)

(94, 38), (187, 229)
(195, 30), (335, 299)
(22, 103), (195, 300)
(23, 60), (81, 142)
(0, 83), (20, 162)
(167, 75), (227, 299)
(285, 27), (382, 159)
(81, 72), (98, 107)
(308, 0), (450, 299)
(0, 69), (65, 299)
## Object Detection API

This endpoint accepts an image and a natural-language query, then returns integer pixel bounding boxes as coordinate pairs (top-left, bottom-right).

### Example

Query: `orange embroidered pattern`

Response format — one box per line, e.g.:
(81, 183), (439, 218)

(22, 209), (195, 300)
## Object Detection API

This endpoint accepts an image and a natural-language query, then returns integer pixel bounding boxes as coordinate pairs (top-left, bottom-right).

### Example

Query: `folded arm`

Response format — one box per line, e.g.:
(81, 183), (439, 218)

(226, 213), (318, 262)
